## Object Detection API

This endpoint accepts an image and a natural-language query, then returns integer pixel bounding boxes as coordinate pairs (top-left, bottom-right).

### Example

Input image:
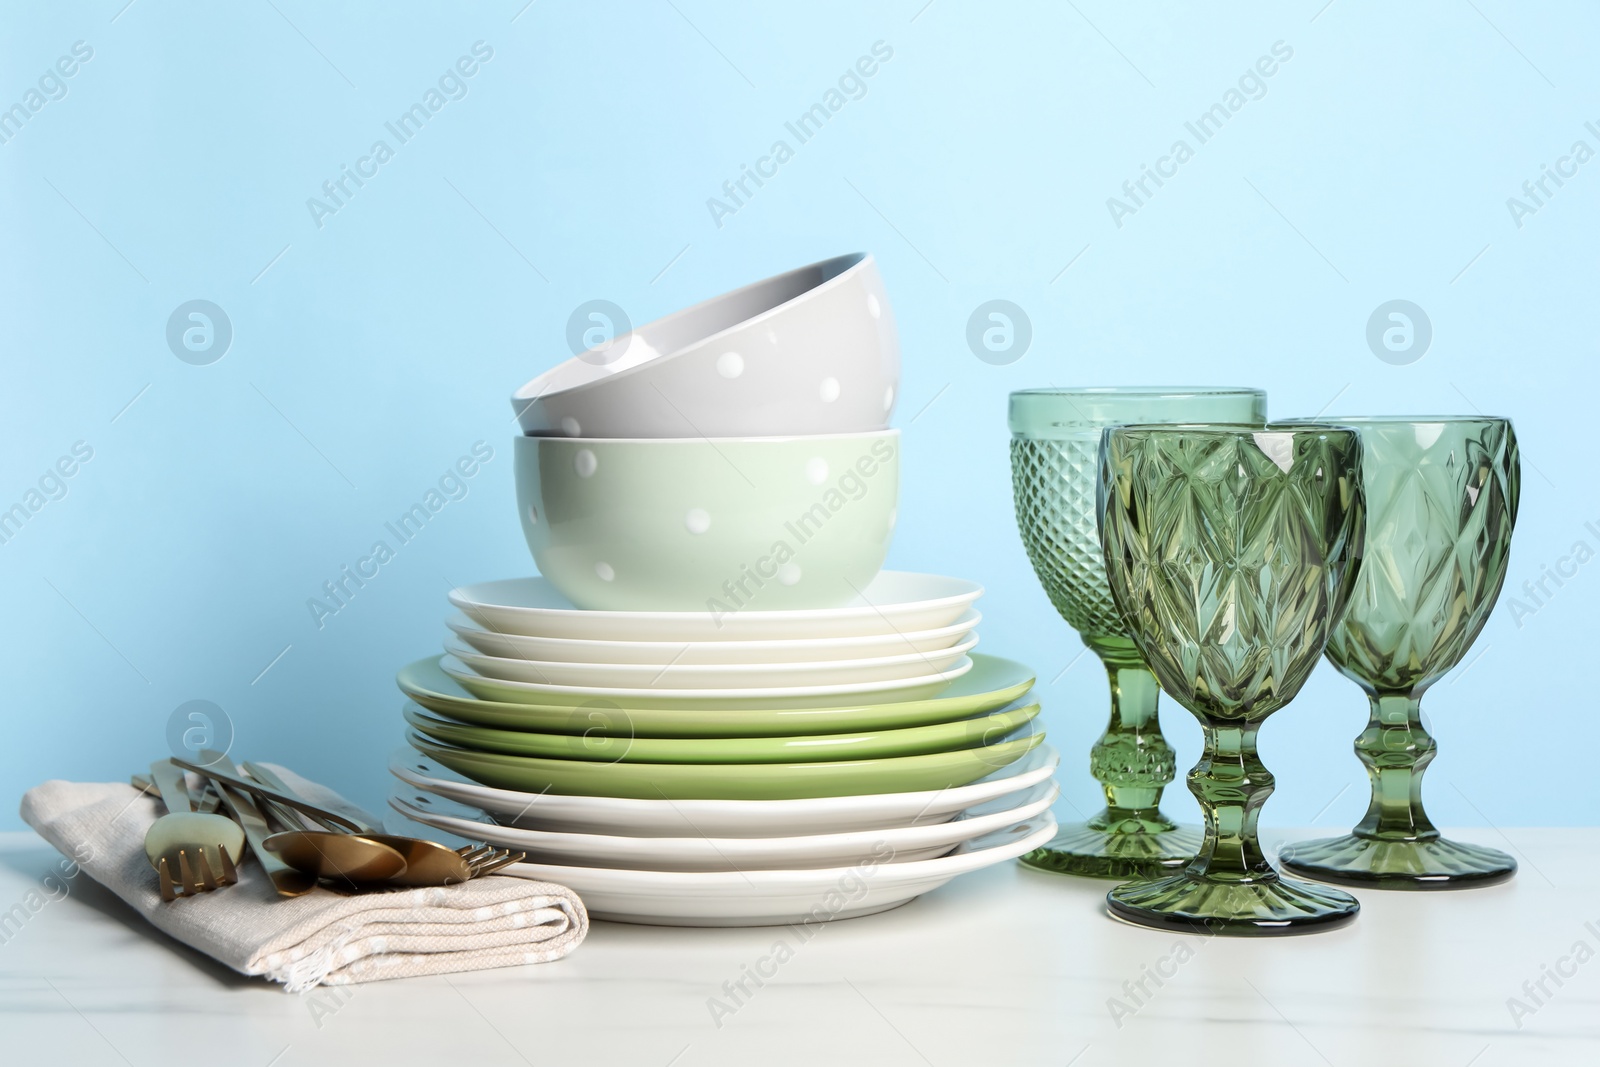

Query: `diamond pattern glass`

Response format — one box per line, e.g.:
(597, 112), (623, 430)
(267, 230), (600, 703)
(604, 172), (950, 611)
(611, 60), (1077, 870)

(1008, 388), (1267, 878)
(1099, 424), (1365, 934)
(1279, 417), (1521, 889)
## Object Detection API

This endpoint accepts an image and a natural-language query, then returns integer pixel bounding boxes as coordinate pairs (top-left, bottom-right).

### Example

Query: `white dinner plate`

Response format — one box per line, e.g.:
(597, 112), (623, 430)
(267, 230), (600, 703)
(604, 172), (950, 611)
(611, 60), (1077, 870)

(383, 805), (1057, 926)
(387, 745), (1060, 837)
(440, 654), (973, 709)
(447, 571), (983, 642)
(388, 779), (1058, 872)
(441, 634), (980, 690)
(445, 609), (982, 666)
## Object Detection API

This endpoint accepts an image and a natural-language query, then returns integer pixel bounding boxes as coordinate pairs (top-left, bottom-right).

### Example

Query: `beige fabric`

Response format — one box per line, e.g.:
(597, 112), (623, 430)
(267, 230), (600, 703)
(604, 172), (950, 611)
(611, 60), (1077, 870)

(19, 768), (587, 992)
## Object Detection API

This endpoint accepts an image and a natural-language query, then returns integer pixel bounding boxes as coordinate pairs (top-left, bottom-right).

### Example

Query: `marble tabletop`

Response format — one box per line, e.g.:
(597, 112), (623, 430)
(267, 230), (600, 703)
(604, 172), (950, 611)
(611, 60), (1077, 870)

(1, 827), (1595, 1066)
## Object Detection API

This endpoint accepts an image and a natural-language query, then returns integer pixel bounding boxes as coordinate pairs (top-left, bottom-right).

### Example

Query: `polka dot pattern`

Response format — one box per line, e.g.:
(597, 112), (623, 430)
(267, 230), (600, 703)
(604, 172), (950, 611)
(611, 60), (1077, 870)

(595, 562), (615, 581)
(685, 508), (711, 534)
(819, 377), (840, 403)
(574, 449), (598, 477)
(777, 562), (801, 586)
(560, 416), (581, 437)
(716, 352), (744, 378)
(805, 458), (829, 485)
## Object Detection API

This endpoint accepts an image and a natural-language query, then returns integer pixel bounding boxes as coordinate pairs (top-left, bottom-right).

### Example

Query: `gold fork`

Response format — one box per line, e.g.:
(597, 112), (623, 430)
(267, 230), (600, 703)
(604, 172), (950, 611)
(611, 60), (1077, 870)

(144, 762), (242, 901)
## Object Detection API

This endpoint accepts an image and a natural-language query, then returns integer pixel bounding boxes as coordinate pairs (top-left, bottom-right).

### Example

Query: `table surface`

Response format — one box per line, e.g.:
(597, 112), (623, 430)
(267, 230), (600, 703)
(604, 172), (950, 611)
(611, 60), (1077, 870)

(2, 827), (1596, 1066)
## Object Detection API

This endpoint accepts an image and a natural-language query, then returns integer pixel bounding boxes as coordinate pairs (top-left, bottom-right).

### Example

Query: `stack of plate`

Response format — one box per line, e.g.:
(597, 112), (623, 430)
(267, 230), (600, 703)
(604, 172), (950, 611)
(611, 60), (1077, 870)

(390, 571), (1057, 926)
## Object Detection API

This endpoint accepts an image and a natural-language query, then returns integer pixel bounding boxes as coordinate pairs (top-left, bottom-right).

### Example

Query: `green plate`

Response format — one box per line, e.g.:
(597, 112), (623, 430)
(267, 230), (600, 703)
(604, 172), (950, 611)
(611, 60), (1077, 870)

(396, 654), (1036, 738)
(406, 729), (1048, 800)
(402, 701), (1041, 764)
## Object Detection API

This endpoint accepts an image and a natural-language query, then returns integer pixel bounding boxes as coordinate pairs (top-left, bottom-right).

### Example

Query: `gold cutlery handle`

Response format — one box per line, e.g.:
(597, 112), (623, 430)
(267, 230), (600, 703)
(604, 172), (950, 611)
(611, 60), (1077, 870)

(195, 753), (317, 898)
(148, 761), (192, 813)
(242, 761), (353, 834)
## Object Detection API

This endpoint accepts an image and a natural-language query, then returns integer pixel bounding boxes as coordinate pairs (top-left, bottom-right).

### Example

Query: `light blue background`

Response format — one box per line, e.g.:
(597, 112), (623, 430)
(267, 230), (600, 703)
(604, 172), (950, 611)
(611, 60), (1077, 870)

(3, 0), (1595, 833)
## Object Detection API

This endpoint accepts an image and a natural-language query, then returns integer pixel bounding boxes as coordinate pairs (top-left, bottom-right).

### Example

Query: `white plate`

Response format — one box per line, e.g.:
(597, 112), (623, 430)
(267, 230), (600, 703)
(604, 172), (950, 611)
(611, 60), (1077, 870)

(440, 634), (980, 690)
(388, 780), (1058, 872)
(387, 745), (1060, 837)
(445, 609), (982, 666)
(384, 804), (1057, 926)
(447, 571), (983, 642)
(440, 654), (974, 709)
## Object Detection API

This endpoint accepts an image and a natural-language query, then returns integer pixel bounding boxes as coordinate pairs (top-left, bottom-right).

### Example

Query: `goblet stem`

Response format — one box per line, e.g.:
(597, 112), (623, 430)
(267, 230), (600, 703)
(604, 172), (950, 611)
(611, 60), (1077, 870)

(1187, 720), (1276, 883)
(1018, 638), (1199, 878)
(1352, 693), (1440, 841)
(1279, 692), (1516, 889)
(1086, 638), (1177, 825)
(1106, 712), (1359, 934)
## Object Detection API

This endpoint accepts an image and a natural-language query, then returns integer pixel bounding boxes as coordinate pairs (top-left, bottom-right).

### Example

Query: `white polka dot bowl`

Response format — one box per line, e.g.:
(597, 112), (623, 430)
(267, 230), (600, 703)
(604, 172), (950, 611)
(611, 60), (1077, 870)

(513, 430), (900, 611)
(510, 253), (899, 438)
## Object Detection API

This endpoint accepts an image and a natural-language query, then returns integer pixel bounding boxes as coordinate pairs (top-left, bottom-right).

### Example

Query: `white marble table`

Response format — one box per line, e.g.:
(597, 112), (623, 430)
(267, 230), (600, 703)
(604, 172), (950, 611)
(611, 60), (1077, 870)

(1, 827), (1596, 1065)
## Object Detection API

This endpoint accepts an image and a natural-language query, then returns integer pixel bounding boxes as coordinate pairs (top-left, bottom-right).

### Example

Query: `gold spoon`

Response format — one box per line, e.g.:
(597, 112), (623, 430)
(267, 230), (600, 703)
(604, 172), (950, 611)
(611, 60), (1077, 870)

(173, 755), (408, 887)
(244, 780), (411, 886)
(262, 822), (410, 885)
(241, 762), (475, 887)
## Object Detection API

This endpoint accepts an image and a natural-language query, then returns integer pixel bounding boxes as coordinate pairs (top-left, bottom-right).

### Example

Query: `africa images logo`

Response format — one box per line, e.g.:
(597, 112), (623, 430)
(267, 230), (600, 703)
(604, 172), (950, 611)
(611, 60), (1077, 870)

(305, 42), (494, 229)
(0, 40), (93, 147)
(705, 41), (894, 228)
(307, 442), (494, 629)
(1105, 40), (1294, 229)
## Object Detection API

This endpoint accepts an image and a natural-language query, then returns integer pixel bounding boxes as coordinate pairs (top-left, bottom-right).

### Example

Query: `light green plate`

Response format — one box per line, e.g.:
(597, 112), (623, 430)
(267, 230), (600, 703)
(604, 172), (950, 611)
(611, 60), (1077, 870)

(396, 654), (1036, 738)
(402, 701), (1041, 764)
(406, 729), (1048, 800)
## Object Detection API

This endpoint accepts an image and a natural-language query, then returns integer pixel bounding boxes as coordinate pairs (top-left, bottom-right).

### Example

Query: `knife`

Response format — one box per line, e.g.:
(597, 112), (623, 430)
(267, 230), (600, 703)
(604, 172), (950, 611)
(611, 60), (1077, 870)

(170, 757), (366, 832)
(197, 750), (316, 898)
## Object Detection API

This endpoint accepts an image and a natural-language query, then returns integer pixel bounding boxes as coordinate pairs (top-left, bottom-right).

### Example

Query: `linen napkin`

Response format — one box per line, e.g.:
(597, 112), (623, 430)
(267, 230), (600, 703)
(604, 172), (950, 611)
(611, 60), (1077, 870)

(19, 765), (587, 992)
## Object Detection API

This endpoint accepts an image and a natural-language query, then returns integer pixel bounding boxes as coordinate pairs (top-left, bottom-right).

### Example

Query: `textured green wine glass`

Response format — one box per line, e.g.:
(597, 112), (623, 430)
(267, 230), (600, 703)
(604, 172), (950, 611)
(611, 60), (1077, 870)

(1008, 388), (1267, 878)
(1278, 417), (1520, 890)
(1099, 424), (1364, 935)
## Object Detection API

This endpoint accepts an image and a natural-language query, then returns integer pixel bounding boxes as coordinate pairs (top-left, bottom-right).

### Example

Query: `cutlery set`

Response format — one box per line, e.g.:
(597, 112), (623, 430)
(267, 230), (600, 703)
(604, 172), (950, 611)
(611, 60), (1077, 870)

(137, 754), (522, 900)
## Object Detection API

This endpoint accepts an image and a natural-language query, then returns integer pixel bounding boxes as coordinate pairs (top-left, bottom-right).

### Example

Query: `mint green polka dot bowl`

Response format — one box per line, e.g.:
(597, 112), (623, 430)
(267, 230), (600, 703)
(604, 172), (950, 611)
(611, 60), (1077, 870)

(513, 430), (899, 612)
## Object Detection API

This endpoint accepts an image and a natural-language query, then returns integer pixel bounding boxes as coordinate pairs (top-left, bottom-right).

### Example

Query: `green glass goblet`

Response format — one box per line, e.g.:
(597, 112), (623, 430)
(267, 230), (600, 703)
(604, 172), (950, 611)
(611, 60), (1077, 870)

(1099, 423), (1365, 934)
(1009, 388), (1267, 878)
(1278, 417), (1520, 889)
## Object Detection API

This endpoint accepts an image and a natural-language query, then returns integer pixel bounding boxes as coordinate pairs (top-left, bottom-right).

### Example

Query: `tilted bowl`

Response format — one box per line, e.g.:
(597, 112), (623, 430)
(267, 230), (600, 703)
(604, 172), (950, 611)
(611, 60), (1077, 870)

(511, 253), (899, 438)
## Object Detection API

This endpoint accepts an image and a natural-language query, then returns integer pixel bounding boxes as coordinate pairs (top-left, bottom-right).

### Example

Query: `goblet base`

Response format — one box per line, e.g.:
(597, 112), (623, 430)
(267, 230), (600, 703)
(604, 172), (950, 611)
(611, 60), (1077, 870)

(1018, 817), (1200, 880)
(1280, 834), (1517, 890)
(1105, 872), (1359, 936)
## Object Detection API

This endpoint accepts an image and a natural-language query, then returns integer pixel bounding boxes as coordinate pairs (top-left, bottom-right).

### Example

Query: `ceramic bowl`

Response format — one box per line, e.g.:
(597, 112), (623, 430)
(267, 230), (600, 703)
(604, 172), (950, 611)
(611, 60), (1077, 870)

(514, 430), (899, 611)
(511, 253), (899, 438)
